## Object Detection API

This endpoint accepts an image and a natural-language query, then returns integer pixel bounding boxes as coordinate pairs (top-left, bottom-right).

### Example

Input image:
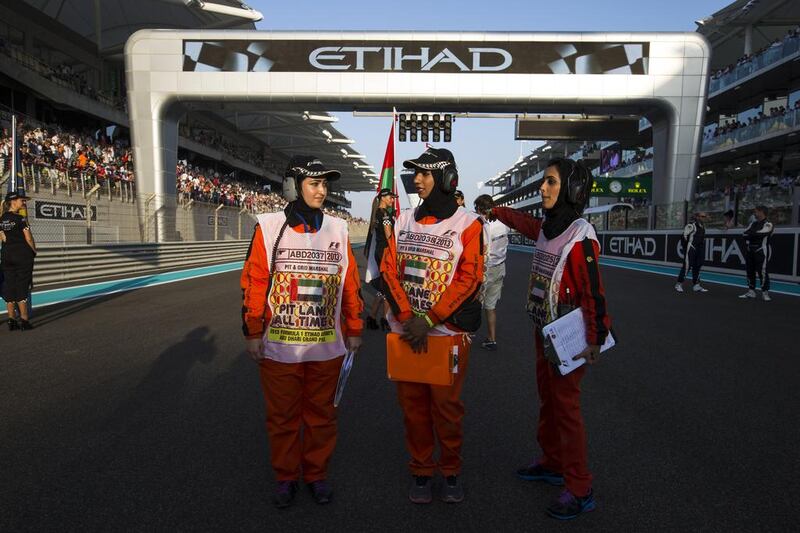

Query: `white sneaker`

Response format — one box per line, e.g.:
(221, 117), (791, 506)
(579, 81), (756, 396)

(674, 283), (684, 292)
(762, 291), (771, 301)
(738, 289), (756, 299)
(693, 284), (708, 293)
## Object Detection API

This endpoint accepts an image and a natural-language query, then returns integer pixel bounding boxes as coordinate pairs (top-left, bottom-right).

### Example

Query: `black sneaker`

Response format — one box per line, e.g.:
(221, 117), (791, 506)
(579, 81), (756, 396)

(481, 339), (498, 351)
(19, 319), (33, 331)
(380, 318), (391, 331)
(273, 480), (298, 509)
(408, 475), (432, 504)
(308, 479), (332, 505)
(546, 489), (595, 520)
(516, 461), (564, 485)
(441, 475), (464, 503)
(7, 318), (19, 331)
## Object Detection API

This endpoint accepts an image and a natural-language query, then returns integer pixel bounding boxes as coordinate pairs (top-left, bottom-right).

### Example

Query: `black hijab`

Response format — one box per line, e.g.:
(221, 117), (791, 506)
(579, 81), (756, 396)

(414, 170), (459, 221)
(285, 178), (323, 231)
(541, 160), (583, 240)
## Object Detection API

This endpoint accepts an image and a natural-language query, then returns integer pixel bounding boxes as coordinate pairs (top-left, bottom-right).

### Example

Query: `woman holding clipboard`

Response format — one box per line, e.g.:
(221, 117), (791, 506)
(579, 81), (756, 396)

(381, 148), (484, 505)
(491, 157), (611, 520)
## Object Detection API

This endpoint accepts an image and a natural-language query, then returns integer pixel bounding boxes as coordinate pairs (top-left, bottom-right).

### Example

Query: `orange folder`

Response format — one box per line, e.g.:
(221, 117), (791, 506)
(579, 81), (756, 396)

(386, 332), (455, 386)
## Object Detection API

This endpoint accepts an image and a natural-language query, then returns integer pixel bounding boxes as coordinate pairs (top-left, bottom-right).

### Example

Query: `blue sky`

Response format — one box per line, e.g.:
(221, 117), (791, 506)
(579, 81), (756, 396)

(247, 0), (730, 217)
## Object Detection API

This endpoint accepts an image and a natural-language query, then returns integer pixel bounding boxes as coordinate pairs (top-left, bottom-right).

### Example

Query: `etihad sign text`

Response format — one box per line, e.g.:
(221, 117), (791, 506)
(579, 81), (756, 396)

(608, 236), (657, 257)
(309, 47), (513, 72)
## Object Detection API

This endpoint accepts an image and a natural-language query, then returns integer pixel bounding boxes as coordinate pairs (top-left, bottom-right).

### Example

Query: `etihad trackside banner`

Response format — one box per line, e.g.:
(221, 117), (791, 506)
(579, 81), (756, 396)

(182, 40), (649, 75)
(601, 231), (796, 277)
(510, 230), (799, 278)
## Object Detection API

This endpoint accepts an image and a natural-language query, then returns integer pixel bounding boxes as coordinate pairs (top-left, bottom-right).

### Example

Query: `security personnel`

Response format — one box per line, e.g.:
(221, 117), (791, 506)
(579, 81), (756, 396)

(241, 156), (363, 508)
(492, 157), (611, 520)
(364, 188), (397, 331)
(675, 212), (709, 293)
(739, 205), (774, 301)
(381, 148), (484, 504)
(1, 191), (36, 330)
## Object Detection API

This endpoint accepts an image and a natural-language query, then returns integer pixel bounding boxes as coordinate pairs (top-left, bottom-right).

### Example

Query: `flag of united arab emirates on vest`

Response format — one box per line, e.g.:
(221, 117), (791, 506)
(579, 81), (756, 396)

(402, 259), (427, 285)
(531, 278), (546, 300)
(291, 278), (325, 302)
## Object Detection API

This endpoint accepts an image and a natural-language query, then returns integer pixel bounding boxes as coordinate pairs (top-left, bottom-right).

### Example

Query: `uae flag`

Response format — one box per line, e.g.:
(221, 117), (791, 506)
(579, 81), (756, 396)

(365, 115), (400, 285)
(531, 279), (547, 300)
(377, 116), (400, 216)
(402, 259), (427, 285)
(290, 278), (325, 302)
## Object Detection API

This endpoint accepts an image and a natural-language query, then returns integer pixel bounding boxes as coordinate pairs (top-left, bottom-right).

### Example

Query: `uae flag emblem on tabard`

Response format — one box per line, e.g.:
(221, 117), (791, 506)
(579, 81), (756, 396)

(531, 278), (546, 300)
(402, 259), (427, 285)
(291, 278), (325, 302)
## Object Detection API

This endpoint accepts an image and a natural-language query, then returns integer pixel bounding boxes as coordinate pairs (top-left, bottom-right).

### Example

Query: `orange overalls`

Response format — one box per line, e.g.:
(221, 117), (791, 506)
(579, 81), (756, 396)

(241, 222), (363, 483)
(381, 216), (484, 477)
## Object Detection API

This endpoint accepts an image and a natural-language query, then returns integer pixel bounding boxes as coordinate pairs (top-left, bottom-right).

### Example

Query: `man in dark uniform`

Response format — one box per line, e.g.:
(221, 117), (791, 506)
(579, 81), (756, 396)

(0, 191), (37, 330)
(364, 188), (397, 330)
(674, 212), (709, 293)
(739, 205), (774, 301)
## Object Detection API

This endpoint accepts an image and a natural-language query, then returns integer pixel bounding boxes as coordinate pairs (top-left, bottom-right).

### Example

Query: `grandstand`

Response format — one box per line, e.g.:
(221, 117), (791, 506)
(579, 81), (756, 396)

(487, 0), (800, 232)
(0, 0), (373, 246)
(484, 0), (800, 283)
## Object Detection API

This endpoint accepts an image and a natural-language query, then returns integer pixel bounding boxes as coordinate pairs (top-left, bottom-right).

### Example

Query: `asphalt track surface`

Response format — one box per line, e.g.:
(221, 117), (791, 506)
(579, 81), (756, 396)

(1, 250), (797, 532)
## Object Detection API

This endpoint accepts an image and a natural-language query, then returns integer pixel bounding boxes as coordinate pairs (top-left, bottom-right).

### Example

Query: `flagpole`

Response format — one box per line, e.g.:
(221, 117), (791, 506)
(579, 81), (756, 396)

(10, 113), (17, 191)
(391, 107), (401, 214)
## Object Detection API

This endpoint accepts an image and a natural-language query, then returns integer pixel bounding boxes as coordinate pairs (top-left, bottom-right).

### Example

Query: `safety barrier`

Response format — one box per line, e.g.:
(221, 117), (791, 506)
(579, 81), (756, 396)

(32, 240), (251, 287)
(509, 228), (800, 283)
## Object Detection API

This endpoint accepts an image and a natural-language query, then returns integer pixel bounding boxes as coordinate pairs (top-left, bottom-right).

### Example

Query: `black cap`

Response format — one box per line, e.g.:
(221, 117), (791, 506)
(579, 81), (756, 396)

(4, 191), (31, 202)
(378, 188), (398, 198)
(454, 190), (464, 199)
(403, 147), (456, 172)
(285, 155), (341, 181)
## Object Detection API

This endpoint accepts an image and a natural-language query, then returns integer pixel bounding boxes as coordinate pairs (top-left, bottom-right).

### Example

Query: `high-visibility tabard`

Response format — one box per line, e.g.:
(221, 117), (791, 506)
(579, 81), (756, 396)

(389, 207), (478, 336)
(527, 218), (598, 329)
(257, 212), (349, 362)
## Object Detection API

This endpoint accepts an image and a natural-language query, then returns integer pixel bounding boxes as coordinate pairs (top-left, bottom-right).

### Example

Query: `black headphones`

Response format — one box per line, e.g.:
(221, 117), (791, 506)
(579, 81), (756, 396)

(439, 163), (459, 195)
(562, 159), (591, 207)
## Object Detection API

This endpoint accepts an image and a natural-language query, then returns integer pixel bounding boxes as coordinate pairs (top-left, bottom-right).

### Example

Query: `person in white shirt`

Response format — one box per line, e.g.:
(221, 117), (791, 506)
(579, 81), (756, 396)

(474, 194), (509, 350)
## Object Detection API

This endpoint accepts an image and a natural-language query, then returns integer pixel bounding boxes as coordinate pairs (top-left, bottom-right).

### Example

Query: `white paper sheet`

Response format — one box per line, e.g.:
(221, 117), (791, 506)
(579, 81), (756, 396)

(333, 350), (355, 407)
(541, 308), (615, 376)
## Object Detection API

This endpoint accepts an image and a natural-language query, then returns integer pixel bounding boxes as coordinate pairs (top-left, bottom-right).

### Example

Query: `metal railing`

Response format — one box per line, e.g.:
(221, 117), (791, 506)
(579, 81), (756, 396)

(702, 109), (800, 154)
(580, 185), (798, 232)
(32, 240), (251, 287)
(709, 37), (800, 95)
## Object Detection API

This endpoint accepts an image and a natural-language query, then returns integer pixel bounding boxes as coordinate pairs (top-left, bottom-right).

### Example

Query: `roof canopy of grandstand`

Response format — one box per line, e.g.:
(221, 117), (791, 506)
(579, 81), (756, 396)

(696, 0), (800, 70)
(19, 0), (260, 57)
(5, 0), (376, 192)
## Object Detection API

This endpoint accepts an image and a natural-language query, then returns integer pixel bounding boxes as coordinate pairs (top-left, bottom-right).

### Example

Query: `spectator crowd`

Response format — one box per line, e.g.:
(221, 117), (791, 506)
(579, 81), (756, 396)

(0, 117), (366, 223)
(710, 25), (800, 81)
(704, 101), (800, 141)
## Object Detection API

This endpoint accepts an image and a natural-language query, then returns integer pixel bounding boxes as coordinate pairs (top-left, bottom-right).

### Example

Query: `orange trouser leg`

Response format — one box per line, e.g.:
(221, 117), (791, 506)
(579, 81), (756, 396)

(300, 356), (342, 483)
(259, 358), (304, 481)
(259, 356), (342, 482)
(396, 336), (471, 477)
(534, 334), (593, 497)
(430, 337), (470, 476)
(396, 381), (435, 476)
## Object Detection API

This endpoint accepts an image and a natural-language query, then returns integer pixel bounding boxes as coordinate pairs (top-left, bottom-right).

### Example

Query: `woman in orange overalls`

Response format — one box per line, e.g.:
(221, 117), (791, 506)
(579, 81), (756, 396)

(381, 148), (484, 504)
(241, 156), (363, 509)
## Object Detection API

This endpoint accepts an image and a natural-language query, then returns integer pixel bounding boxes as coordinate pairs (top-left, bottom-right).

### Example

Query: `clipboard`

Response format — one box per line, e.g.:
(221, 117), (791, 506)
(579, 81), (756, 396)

(541, 307), (616, 376)
(333, 350), (355, 408)
(386, 332), (455, 386)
